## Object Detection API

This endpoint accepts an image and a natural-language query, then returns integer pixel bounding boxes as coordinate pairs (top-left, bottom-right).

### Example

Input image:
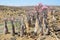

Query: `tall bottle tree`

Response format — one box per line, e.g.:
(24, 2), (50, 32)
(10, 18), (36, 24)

(4, 18), (8, 34)
(10, 17), (15, 36)
(34, 3), (49, 35)
(34, 3), (43, 35)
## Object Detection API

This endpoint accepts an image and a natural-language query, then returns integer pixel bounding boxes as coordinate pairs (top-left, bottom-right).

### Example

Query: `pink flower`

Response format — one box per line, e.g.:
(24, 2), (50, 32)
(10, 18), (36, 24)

(34, 3), (43, 12)
(39, 5), (48, 13)
(10, 17), (15, 21)
(34, 3), (48, 13)
(34, 6), (39, 11)
(4, 18), (7, 20)
(37, 8), (42, 13)
(38, 3), (43, 8)
(41, 6), (48, 10)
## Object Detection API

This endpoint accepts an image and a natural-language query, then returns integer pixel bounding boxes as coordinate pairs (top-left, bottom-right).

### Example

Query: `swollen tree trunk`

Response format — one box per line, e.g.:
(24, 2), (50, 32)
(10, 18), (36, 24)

(20, 24), (25, 37)
(11, 20), (15, 36)
(19, 15), (25, 37)
(34, 18), (39, 33)
(33, 12), (42, 35)
(42, 10), (49, 35)
(4, 20), (8, 34)
(25, 15), (29, 33)
(15, 19), (20, 36)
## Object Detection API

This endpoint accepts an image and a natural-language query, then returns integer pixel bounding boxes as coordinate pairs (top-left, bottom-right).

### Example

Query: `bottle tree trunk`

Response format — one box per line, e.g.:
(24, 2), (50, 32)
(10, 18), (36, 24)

(42, 10), (49, 35)
(19, 15), (25, 37)
(11, 20), (15, 36)
(4, 20), (8, 34)
(18, 19), (23, 37)
(33, 12), (39, 35)
(34, 11), (42, 34)
(34, 18), (39, 34)
(25, 15), (29, 34)
(20, 24), (25, 37)
(15, 19), (20, 36)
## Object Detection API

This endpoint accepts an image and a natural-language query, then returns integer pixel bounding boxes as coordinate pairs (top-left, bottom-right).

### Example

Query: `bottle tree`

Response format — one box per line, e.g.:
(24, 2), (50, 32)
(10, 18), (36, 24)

(4, 18), (9, 34)
(25, 13), (31, 34)
(10, 17), (15, 36)
(19, 14), (26, 37)
(34, 3), (43, 35)
(42, 5), (49, 35)
(15, 16), (26, 37)
(34, 3), (49, 35)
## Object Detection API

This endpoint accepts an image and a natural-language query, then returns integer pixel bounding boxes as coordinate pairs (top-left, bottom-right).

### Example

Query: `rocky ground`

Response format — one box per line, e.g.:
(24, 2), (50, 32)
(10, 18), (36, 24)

(0, 5), (60, 40)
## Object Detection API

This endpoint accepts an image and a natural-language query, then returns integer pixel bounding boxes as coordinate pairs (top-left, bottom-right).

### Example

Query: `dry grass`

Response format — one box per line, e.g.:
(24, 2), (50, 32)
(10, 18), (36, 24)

(0, 6), (60, 40)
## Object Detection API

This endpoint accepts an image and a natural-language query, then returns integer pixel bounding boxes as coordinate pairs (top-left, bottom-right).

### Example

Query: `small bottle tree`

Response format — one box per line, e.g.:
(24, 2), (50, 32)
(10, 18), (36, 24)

(10, 17), (15, 36)
(15, 18), (20, 36)
(4, 18), (8, 34)
(25, 13), (30, 34)
(19, 14), (26, 37)
(42, 6), (49, 35)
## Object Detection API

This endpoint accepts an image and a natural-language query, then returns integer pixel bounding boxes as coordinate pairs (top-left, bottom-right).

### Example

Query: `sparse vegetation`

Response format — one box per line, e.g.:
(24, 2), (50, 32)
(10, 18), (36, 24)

(0, 4), (60, 40)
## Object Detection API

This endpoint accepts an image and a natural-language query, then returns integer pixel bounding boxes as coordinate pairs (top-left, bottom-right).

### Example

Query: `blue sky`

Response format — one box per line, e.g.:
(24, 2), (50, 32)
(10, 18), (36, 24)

(0, 0), (60, 6)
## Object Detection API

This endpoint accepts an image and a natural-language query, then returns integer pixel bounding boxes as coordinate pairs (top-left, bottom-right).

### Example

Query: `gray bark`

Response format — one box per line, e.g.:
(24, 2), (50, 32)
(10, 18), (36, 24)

(11, 20), (15, 36)
(4, 20), (8, 34)
(19, 15), (26, 37)
(42, 9), (49, 35)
